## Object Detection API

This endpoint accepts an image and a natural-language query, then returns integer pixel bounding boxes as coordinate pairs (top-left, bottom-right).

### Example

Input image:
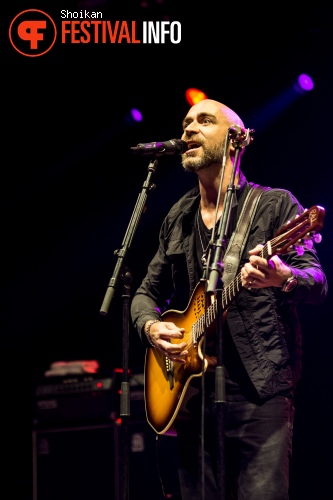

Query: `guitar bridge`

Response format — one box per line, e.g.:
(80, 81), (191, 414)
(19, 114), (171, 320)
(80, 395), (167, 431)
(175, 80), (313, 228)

(165, 357), (174, 390)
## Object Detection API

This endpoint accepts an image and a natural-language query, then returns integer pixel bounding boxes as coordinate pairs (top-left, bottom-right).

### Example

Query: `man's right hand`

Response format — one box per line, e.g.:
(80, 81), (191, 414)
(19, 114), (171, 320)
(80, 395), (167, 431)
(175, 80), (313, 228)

(145, 320), (188, 364)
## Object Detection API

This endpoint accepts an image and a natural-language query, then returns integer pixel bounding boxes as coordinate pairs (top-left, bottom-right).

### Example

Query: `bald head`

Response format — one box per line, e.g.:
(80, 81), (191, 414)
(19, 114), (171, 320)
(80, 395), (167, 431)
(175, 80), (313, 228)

(186, 99), (244, 129)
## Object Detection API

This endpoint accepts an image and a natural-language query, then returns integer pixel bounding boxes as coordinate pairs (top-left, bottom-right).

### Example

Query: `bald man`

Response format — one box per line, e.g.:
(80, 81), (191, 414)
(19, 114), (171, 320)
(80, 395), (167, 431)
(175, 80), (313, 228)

(131, 99), (327, 499)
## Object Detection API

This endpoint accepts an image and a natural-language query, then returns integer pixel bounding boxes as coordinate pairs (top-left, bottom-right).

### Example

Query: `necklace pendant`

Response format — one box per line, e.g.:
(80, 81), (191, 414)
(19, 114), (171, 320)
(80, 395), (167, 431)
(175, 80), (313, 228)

(201, 253), (207, 266)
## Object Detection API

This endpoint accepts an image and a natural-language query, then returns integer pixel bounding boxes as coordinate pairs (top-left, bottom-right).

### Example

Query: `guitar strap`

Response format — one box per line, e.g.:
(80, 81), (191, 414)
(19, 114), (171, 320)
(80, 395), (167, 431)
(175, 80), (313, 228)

(222, 184), (268, 287)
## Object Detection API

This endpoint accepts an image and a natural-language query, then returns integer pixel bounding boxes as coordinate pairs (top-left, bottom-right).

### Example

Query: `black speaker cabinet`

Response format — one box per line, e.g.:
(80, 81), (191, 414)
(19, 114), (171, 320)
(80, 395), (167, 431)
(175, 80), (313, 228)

(32, 421), (164, 500)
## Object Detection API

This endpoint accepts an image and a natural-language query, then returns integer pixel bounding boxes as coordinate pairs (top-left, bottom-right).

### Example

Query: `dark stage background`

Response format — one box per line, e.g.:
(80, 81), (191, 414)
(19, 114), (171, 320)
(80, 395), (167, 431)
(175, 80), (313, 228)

(3, 1), (333, 499)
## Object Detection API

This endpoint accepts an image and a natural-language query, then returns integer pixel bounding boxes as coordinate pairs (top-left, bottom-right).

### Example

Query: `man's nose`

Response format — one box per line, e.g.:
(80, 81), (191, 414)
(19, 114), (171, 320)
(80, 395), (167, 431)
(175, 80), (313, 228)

(183, 121), (199, 135)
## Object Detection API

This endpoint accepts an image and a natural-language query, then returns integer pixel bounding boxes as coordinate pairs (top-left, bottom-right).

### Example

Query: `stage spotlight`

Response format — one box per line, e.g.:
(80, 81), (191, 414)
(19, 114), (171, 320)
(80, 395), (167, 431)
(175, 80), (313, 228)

(124, 108), (143, 125)
(293, 73), (314, 94)
(130, 108), (143, 122)
(185, 88), (208, 105)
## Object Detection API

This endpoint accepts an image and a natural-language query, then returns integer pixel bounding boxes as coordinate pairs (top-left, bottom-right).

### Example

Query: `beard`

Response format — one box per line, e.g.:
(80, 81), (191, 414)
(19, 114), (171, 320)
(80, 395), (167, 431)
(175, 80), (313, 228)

(181, 141), (225, 173)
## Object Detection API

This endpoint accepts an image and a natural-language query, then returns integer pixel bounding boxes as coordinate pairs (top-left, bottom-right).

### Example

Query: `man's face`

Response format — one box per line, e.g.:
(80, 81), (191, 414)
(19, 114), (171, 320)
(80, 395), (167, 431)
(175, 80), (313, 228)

(180, 100), (231, 173)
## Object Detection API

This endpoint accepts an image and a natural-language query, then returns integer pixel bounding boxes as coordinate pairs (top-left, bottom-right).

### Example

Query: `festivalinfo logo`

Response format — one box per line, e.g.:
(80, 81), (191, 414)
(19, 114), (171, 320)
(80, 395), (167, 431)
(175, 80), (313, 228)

(9, 8), (182, 57)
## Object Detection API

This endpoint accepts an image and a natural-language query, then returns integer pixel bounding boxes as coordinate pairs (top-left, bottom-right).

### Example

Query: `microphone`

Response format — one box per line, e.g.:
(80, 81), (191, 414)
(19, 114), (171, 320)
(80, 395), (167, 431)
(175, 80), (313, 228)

(228, 125), (255, 147)
(130, 138), (188, 156)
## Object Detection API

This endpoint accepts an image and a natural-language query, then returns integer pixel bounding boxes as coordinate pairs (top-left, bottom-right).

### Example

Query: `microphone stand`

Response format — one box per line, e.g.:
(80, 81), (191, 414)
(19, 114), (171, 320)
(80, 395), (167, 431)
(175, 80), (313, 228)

(205, 128), (253, 500)
(100, 157), (159, 500)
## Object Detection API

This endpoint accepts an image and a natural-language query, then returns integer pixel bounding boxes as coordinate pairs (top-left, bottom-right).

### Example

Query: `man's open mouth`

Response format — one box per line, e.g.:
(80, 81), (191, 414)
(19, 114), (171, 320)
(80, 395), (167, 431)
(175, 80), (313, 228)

(186, 142), (201, 150)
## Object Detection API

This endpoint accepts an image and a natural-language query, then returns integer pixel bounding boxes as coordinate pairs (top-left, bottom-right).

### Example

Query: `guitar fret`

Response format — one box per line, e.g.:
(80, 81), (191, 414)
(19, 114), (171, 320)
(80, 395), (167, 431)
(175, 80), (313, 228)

(207, 307), (210, 325)
(194, 320), (200, 344)
(197, 316), (203, 340)
(221, 292), (226, 309)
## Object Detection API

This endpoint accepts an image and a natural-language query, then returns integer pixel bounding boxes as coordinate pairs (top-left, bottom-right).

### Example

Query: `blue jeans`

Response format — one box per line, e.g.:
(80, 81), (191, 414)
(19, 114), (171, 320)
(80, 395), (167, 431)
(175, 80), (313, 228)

(158, 387), (295, 500)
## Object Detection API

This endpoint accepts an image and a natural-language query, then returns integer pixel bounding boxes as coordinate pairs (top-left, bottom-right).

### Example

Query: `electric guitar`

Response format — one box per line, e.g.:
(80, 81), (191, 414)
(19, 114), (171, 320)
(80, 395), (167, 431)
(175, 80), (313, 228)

(144, 205), (325, 435)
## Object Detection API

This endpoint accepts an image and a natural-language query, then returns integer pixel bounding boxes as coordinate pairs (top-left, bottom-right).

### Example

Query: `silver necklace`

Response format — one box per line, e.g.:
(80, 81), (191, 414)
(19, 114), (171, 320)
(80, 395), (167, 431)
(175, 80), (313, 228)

(196, 209), (210, 266)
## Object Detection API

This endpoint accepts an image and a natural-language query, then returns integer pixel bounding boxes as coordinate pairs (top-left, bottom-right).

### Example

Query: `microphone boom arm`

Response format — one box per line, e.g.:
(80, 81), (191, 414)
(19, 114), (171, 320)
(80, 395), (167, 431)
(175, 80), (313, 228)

(100, 158), (158, 314)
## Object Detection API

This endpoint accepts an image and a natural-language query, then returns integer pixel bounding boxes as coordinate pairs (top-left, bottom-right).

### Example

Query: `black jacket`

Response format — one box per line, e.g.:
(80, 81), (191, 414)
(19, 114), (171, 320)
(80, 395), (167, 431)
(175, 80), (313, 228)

(131, 172), (328, 399)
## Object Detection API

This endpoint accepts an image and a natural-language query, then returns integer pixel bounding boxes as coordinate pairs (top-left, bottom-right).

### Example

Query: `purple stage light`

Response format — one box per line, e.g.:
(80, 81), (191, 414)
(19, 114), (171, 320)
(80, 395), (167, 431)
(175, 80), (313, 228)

(130, 108), (143, 122)
(294, 74), (314, 94)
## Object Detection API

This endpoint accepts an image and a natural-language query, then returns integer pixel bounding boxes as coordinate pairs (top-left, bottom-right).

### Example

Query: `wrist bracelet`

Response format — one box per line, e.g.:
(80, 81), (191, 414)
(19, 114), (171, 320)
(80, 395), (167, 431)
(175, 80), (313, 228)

(145, 320), (160, 347)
